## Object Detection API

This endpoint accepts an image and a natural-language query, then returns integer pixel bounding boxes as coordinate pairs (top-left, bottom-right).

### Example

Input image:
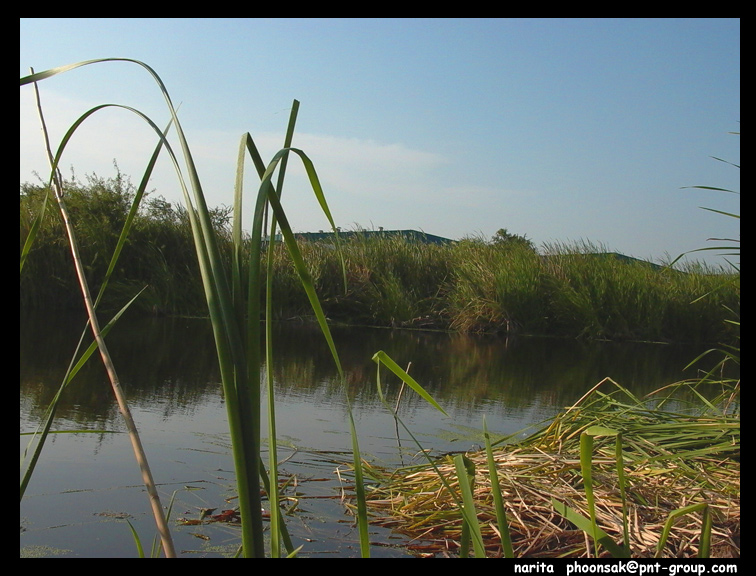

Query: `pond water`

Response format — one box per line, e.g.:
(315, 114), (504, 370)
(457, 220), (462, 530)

(20, 310), (733, 558)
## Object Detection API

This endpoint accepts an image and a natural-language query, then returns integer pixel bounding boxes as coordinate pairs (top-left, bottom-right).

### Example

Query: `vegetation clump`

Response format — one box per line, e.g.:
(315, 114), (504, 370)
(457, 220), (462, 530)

(364, 378), (740, 558)
(21, 173), (739, 344)
(20, 169), (232, 316)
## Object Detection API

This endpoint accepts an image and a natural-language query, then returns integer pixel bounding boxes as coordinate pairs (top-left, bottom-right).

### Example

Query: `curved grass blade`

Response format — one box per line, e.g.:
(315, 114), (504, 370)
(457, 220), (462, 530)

(551, 498), (627, 558)
(347, 396), (371, 557)
(655, 502), (710, 558)
(483, 418), (514, 557)
(126, 519), (146, 558)
(454, 454), (487, 558)
(371, 351), (447, 416)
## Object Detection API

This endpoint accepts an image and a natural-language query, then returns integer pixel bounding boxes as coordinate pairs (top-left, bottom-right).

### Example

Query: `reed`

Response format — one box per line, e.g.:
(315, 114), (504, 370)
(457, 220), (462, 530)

(21, 66), (177, 556)
(540, 240), (739, 342)
(366, 377), (739, 557)
(22, 203), (739, 343)
(20, 59), (355, 558)
(446, 237), (547, 333)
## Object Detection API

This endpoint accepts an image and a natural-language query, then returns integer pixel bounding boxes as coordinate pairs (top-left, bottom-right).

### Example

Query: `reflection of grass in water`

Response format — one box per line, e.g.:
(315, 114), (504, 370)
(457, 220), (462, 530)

(20, 545), (73, 558)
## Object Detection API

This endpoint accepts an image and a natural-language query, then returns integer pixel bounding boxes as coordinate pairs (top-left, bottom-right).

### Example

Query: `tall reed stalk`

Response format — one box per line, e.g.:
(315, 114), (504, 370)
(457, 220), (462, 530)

(21, 58), (355, 558)
(22, 67), (176, 557)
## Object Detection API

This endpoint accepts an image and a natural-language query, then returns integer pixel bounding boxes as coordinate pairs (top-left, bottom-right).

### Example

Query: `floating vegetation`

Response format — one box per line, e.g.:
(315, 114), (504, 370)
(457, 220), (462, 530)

(20, 545), (73, 558)
(364, 378), (739, 558)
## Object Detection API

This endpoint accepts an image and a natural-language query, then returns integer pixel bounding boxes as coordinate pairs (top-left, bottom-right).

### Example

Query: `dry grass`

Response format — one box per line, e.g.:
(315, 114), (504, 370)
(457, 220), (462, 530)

(364, 379), (740, 558)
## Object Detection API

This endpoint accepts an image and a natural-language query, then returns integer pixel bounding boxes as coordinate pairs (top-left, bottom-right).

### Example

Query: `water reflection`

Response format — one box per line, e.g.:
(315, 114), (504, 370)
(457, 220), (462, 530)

(20, 310), (737, 558)
(21, 310), (734, 438)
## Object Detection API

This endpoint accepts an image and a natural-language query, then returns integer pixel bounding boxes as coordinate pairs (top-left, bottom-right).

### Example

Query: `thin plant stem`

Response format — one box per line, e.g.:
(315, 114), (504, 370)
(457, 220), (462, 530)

(30, 68), (176, 559)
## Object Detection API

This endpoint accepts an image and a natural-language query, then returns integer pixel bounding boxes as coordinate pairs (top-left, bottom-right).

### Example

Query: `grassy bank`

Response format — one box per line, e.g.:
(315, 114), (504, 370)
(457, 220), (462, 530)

(21, 172), (739, 343)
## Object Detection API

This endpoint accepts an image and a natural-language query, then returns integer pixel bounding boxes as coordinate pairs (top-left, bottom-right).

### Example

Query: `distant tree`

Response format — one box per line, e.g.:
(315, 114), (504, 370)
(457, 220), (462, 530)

(491, 228), (536, 251)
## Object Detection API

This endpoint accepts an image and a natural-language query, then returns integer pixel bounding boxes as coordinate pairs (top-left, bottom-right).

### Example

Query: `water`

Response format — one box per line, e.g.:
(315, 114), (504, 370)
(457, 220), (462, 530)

(20, 310), (730, 558)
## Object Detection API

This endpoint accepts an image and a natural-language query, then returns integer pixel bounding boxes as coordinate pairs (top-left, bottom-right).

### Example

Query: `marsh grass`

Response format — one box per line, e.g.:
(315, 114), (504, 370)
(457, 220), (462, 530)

(20, 58), (362, 558)
(540, 240), (738, 341)
(446, 238), (546, 333)
(22, 210), (739, 343)
(365, 378), (739, 558)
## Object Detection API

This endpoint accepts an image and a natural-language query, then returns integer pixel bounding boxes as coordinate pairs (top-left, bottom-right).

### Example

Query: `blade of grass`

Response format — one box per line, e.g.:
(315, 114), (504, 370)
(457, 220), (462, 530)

(28, 66), (176, 558)
(264, 100), (299, 557)
(372, 351), (448, 416)
(550, 498), (627, 558)
(655, 502), (710, 558)
(454, 454), (487, 558)
(579, 430), (598, 556)
(348, 396), (371, 557)
(126, 520), (146, 558)
(483, 417), (514, 557)
(580, 426), (630, 557)
(614, 433), (630, 555)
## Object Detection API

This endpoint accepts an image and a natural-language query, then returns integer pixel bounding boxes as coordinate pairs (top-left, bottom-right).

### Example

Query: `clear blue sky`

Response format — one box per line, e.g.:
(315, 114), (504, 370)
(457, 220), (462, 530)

(20, 18), (740, 265)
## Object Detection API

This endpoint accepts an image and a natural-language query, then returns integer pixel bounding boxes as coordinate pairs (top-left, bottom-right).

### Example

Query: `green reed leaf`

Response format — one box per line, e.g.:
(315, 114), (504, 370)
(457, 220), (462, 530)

(454, 454), (487, 558)
(483, 418), (514, 557)
(371, 351), (447, 416)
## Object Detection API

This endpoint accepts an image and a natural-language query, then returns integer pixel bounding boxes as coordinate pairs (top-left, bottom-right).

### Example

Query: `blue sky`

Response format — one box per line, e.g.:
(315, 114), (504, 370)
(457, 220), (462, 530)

(20, 18), (740, 265)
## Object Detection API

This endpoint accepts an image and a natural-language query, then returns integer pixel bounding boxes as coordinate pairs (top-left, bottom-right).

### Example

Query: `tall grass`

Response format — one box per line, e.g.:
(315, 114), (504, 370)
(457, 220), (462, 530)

(20, 58), (356, 558)
(446, 237), (546, 333)
(22, 204), (740, 344)
(258, 236), (738, 342)
(21, 66), (177, 556)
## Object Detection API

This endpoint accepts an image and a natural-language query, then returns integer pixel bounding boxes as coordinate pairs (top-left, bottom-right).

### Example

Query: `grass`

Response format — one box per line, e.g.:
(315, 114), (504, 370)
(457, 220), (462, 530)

(21, 191), (740, 344)
(21, 58), (355, 558)
(364, 378), (739, 558)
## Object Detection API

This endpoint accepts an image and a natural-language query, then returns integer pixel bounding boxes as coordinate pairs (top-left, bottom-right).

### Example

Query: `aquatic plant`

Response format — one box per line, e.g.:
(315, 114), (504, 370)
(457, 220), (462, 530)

(21, 58), (352, 558)
(366, 378), (739, 557)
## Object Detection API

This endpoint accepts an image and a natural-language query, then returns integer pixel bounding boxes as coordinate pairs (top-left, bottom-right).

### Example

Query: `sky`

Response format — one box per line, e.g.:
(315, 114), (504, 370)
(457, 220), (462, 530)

(20, 18), (740, 266)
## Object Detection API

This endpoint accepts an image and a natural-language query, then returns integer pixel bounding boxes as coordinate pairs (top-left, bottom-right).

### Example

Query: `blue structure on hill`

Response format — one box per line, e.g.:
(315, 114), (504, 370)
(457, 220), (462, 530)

(293, 228), (453, 245)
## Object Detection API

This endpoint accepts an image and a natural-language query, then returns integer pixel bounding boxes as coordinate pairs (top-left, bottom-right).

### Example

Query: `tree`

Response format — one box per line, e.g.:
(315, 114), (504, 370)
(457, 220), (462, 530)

(491, 228), (536, 251)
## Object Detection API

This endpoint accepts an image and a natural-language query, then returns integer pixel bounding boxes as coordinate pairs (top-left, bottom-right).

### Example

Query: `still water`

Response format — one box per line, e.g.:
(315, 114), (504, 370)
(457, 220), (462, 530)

(20, 311), (728, 558)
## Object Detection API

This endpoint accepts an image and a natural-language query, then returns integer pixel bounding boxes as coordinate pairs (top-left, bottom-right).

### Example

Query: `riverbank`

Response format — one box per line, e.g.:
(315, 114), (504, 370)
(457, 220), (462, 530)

(21, 176), (739, 343)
